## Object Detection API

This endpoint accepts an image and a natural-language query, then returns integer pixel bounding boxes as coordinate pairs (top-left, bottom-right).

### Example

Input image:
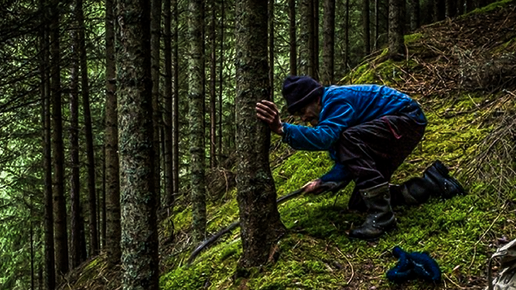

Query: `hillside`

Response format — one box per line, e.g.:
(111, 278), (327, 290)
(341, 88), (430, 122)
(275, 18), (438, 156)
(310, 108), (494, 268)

(60, 1), (516, 289)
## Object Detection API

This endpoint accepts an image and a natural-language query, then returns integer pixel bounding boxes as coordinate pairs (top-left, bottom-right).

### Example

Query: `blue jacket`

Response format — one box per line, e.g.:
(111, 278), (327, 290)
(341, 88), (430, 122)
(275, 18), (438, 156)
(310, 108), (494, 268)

(281, 84), (427, 182)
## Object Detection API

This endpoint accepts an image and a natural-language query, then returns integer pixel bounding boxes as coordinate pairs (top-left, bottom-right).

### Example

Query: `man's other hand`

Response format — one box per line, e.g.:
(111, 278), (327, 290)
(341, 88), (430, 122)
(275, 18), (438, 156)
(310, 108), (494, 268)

(302, 179), (323, 193)
(256, 100), (283, 135)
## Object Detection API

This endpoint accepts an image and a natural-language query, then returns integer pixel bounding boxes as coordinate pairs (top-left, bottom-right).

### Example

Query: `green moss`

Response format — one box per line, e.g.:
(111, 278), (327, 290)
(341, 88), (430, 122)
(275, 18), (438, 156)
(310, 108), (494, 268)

(463, 0), (513, 16)
(404, 33), (424, 44)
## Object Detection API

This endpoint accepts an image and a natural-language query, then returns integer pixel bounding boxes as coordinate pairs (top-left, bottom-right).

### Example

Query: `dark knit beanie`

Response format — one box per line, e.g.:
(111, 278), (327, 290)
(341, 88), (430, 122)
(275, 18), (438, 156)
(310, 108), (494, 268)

(282, 76), (323, 114)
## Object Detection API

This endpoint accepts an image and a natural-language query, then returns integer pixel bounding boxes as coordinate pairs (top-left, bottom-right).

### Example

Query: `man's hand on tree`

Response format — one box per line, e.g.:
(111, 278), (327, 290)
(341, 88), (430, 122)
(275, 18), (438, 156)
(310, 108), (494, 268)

(256, 100), (283, 135)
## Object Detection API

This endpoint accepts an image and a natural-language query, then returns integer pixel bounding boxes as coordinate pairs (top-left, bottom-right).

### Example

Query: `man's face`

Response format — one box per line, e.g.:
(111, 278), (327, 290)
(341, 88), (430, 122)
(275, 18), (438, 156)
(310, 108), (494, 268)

(295, 98), (321, 126)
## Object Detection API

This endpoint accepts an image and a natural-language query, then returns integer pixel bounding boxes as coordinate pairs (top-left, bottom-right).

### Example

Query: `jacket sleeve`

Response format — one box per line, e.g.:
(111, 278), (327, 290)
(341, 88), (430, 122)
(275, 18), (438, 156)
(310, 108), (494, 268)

(281, 102), (354, 151)
(319, 162), (351, 182)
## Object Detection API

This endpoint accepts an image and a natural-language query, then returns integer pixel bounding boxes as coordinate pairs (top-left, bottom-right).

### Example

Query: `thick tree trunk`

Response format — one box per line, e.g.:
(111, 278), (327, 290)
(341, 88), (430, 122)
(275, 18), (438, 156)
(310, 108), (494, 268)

(269, 0), (275, 101)
(288, 0), (297, 76)
(322, 0), (335, 85)
(299, 0), (310, 75)
(40, 7), (55, 286)
(172, 0), (180, 206)
(363, 0), (371, 55)
(50, 0), (69, 277)
(69, 22), (81, 268)
(235, 0), (287, 269)
(344, 0), (350, 71)
(388, 0), (404, 60)
(152, 0), (162, 204)
(313, 0), (319, 79)
(218, 0), (225, 163)
(210, 0), (217, 168)
(105, 0), (121, 266)
(409, 0), (420, 31)
(189, 0), (207, 243)
(116, 0), (159, 288)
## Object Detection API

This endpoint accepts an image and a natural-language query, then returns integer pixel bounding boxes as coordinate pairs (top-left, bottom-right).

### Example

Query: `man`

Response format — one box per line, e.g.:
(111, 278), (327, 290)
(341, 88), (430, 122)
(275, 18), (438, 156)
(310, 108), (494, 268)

(256, 75), (465, 240)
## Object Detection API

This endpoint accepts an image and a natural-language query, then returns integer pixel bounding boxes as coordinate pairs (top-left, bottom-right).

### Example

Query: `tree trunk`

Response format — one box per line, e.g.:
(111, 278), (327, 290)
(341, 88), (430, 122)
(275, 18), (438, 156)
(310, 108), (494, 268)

(75, 0), (99, 257)
(152, 0), (162, 206)
(105, 0), (121, 266)
(50, 0), (69, 277)
(210, 0), (217, 168)
(388, 0), (404, 60)
(445, 0), (457, 18)
(40, 5), (55, 286)
(409, 0), (420, 31)
(269, 0), (274, 101)
(116, 0), (159, 288)
(163, 0), (175, 241)
(363, 0), (371, 56)
(218, 0), (224, 164)
(299, 0), (310, 75)
(344, 0), (350, 71)
(101, 145), (107, 248)
(308, 0), (315, 77)
(288, 0), (297, 76)
(235, 0), (287, 269)
(189, 0), (207, 243)
(322, 0), (335, 85)
(69, 20), (81, 268)
(313, 0), (319, 79)
(172, 0), (180, 207)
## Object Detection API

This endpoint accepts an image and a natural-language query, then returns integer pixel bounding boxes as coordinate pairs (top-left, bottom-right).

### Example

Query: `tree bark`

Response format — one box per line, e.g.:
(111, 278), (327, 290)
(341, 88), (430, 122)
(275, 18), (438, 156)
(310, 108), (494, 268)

(152, 0), (162, 205)
(409, 0), (420, 31)
(235, 0), (286, 269)
(50, 0), (69, 276)
(40, 5), (55, 286)
(269, 0), (275, 101)
(69, 19), (81, 267)
(76, 0), (99, 256)
(172, 0), (180, 206)
(210, 0), (217, 168)
(288, 0), (297, 76)
(105, 0), (121, 266)
(189, 0), (207, 243)
(388, 0), (404, 60)
(322, 0), (335, 85)
(116, 0), (159, 288)
(363, 0), (371, 55)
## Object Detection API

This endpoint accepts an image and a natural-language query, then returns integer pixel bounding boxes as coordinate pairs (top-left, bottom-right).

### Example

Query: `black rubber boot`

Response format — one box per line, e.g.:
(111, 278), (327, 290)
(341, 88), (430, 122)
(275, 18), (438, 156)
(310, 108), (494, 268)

(390, 161), (467, 206)
(349, 182), (395, 241)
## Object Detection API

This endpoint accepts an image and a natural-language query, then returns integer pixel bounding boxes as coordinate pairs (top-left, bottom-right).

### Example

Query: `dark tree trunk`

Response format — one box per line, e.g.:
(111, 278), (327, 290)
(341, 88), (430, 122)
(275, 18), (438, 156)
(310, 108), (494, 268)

(288, 0), (297, 76)
(152, 0), (162, 205)
(308, 0), (315, 77)
(445, 0), (457, 18)
(101, 144), (106, 248)
(388, 0), (404, 60)
(322, 0), (335, 85)
(210, 0), (217, 168)
(235, 0), (287, 269)
(76, 0), (99, 256)
(50, 0), (69, 277)
(313, 0), (319, 79)
(189, 0), (207, 243)
(172, 0), (180, 206)
(69, 20), (81, 268)
(164, 0), (173, 210)
(40, 5), (55, 286)
(299, 0), (310, 75)
(433, 0), (445, 21)
(269, 0), (274, 101)
(163, 0), (175, 242)
(218, 0), (224, 164)
(105, 0), (121, 266)
(116, 0), (159, 288)
(344, 0), (350, 70)
(363, 0), (371, 55)
(409, 0), (420, 31)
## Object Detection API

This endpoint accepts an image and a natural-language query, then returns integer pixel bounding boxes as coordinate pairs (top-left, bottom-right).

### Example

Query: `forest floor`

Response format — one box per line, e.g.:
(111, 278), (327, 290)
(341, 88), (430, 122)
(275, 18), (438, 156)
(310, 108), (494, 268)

(59, 1), (516, 289)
